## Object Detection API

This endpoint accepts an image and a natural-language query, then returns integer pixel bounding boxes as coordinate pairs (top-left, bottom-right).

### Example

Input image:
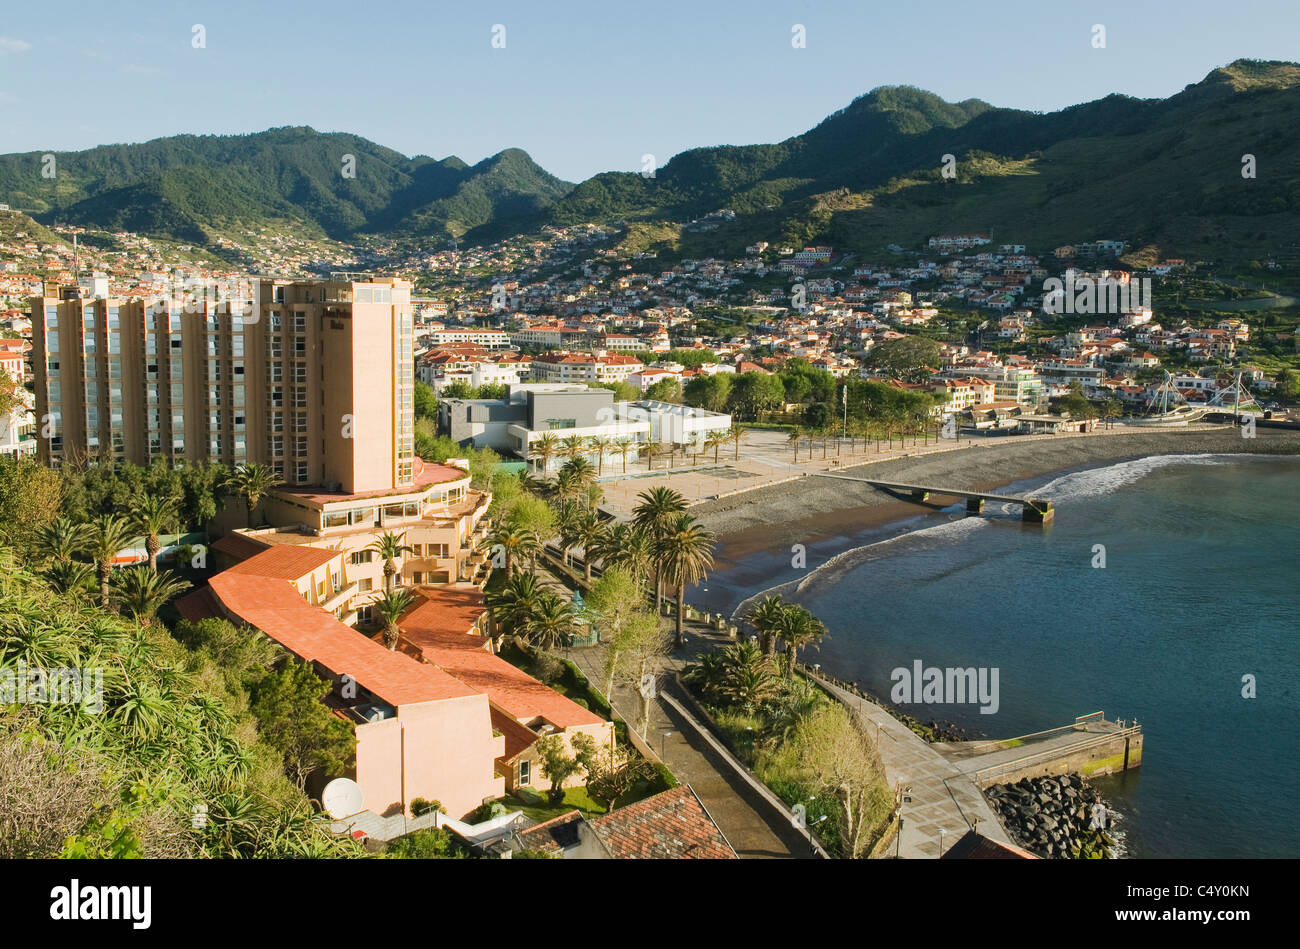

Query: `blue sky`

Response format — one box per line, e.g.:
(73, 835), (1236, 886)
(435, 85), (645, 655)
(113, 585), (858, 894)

(0, 0), (1296, 181)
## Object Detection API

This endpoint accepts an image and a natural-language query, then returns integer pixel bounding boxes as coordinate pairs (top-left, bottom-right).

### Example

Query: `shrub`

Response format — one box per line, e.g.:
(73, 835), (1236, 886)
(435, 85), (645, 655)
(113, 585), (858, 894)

(410, 798), (443, 817)
(532, 654), (564, 684)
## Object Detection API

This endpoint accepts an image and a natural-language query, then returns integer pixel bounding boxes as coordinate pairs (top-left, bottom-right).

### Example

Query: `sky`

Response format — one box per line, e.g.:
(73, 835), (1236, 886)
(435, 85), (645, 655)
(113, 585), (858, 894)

(0, 0), (1297, 182)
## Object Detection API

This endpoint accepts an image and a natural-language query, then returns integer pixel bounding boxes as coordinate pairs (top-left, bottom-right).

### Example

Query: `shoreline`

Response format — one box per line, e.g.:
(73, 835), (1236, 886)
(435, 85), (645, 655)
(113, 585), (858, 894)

(691, 425), (1300, 551)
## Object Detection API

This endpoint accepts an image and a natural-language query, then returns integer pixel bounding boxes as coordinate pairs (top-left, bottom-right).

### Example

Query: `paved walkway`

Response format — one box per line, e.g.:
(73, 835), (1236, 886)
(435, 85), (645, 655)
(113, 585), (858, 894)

(566, 624), (809, 859)
(808, 674), (1013, 858)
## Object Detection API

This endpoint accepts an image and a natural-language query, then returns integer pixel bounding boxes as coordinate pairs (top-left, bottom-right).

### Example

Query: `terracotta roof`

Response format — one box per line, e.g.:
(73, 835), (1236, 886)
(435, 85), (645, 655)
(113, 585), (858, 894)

(590, 786), (736, 859)
(211, 532), (272, 563)
(492, 707), (543, 761)
(514, 811), (608, 857)
(941, 830), (1040, 859)
(416, 639), (603, 728)
(224, 544), (340, 581)
(399, 586), (489, 642)
(206, 571), (477, 707)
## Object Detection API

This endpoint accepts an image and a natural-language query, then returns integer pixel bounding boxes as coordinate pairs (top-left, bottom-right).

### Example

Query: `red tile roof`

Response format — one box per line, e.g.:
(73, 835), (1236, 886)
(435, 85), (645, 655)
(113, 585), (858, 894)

(224, 544), (339, 580)
(590, 786), (736, 859)
(415, 639), (603, 728)
(211, 533), (271, 563)
(274, 458), (468, 505)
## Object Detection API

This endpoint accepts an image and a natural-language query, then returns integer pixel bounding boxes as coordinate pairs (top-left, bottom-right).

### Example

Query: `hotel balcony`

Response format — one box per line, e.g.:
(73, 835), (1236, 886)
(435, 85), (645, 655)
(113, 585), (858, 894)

(322, 582), (358, 614)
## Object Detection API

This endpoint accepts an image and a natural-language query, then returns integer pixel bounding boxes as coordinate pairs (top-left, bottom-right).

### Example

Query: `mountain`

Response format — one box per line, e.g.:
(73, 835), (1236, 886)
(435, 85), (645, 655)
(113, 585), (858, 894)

(0, 127), (572, 246)
(3, 60), (1297, 263)
(469, 59), (1300, 263)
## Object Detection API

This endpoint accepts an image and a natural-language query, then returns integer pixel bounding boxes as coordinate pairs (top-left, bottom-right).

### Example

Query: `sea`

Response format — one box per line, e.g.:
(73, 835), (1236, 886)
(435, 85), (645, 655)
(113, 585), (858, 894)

(696, 453), (1300, 858)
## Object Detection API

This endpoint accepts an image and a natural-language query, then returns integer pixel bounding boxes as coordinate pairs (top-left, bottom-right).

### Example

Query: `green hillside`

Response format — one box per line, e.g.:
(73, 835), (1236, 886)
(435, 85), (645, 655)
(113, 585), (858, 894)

(0, 127), (572, 246)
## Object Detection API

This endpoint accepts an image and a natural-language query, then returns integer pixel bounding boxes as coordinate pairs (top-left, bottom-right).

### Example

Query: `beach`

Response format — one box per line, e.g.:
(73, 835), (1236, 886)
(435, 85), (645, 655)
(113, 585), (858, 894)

(690, 424), (1300, 549)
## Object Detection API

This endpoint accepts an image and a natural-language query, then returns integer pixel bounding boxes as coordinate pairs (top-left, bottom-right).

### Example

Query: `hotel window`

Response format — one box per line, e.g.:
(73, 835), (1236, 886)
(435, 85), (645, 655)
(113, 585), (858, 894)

(410, 544), (423, 557)
(518, 761), (530, 786)
(295, 436), (307, 456)
(268, 436), (283, 456)
(429, 543), (449, 558)
(270, 386), (283, 408)
(294, 338), (306, 355)
(412, 571), (423, 583)
(268, 412), (283, 433)
(350, 550), (374, 565)
(293, 314), (306, 334)
(270, 311), (282, 332)
(357, 578), (373, 592)
(295, 461), (308, 483)
(268, 362), (283, 383)
(293, 363), (307, 384)
(270, 338), (282, 358)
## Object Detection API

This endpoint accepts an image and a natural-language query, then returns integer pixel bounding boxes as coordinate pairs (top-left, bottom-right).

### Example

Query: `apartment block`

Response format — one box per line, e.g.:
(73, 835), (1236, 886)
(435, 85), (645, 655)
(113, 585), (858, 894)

(31, 276), (415, 494)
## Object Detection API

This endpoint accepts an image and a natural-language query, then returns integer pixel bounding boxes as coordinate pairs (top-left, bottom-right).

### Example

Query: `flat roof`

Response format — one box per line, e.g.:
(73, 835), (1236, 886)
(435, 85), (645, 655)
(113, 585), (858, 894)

(273, 458), (469, 506)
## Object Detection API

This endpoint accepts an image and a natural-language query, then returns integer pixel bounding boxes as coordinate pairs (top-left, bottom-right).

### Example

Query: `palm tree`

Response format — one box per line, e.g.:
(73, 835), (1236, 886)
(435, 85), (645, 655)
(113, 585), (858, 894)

(642, 440), (662, 470)
(776, 603), (828, 673)
(590, 437), (615, 475)
(530, 431), (560, 475)
(375, 588), (416, 650)
(43, 560), (94, 599)
(560, 455), (597, 489)
(727, 427), (746, 460)
(718, 640), (778, 711)
(559, 434), (587, 464)
(656, 513), (715, 647)
(591, 522), (654, 582)
(37, 516), (84, 566)
(551, 469), (580, 505)
(633, 486), (687, 614)
(556, 501), (583, 566)
(612, 437), (637, 473)
(84, 514), (133, 609)
(111, 566), (190, 625)
(131, 492), (179, 573)
(746, 593), (790, 658)
(225, 462), (283, 527)
(517, 590), (580, 651)
(788, 426), (804, 463)
(572, 511), (608, 582)
(481, 525), (539, 580)
(487, 571), (546, 643)
(583, 482), (604, 513)
(705, 430), (727, 463)
(367, 531), (413, 592)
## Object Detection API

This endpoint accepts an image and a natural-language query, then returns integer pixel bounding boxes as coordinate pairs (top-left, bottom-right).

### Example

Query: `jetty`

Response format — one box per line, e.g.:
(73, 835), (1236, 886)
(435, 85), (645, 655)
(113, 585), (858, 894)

(812, 472), (1054, 522)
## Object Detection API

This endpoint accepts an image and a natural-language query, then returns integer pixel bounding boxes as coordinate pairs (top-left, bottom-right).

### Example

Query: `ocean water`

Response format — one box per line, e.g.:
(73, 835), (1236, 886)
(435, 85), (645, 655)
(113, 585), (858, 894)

(699, 454), (1300, 858)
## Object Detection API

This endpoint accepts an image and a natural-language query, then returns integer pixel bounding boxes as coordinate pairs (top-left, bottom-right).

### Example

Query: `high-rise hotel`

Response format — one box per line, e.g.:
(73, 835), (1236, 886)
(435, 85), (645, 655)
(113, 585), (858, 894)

(32, 275), (415, 493)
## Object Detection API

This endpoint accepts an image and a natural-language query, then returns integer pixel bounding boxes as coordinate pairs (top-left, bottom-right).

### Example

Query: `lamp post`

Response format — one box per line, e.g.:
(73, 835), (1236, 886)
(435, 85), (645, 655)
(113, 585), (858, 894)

(661, 731), (671, 760)
(808, 813), (828, 857)
(938, 827), (948, 858)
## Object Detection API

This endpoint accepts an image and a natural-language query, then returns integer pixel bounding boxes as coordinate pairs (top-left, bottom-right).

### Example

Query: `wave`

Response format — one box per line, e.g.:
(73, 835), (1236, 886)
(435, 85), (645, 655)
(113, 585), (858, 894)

(1032, 452), (1286, 503)
(729, 452), (1289, 623)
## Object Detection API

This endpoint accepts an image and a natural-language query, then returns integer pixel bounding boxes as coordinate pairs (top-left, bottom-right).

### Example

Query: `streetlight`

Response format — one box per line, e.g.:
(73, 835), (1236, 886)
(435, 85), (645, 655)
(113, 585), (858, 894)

(938, 827), (948, 858)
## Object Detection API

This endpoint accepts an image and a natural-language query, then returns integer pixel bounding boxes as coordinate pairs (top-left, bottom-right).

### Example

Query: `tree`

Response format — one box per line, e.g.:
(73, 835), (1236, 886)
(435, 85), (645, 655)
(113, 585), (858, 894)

(632, 486), (687, 614)
(505, 494), (556, 547)
(746, 594), (790, 658)
(607, 611), (670, 737)
(487, 571), (546, 644)
(517, 590), (581, 651)
(727, 427), (746, 460)
(718, 640), (778, 711)
(414, 381), (437, 420)
(250, 659), (356, 789)
(535, 733), (597, 805)
(792, 705), (892, 858)
(225, 463), (283, 528)
(657, 513), (715, 647)
(110, 566), (190, 625)
(131, 492), (179, 572)
(367, 531), (413, 592)
(0, 454), (61, 551)
(589, 523), (653, 587)
(728, 372), (785, 421)
(589, 437), (615, 476)
(486, 525), (540, 577)
(84, 514), (133, 609)
(863, 336), (944, 383)
(530, 432), (560, 475)
(559, 455), (597, 490)
(776, 603), (828, 673)
(585, 742), (652, 811)
(37, 516), (84, 566)
(684, 373), (731, 413)
(559, 434), (587, 464)
(645, 378), (684, 403)
(571, 509), (608, 582)
(612, 437), (637, 473)
(374, 588), (416, 650)
(43, 561), (94, 599)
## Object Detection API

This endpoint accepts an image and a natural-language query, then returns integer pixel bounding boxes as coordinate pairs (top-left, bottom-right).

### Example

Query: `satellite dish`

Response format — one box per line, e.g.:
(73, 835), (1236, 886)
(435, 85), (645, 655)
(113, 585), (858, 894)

(322, 778), (364, 819)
